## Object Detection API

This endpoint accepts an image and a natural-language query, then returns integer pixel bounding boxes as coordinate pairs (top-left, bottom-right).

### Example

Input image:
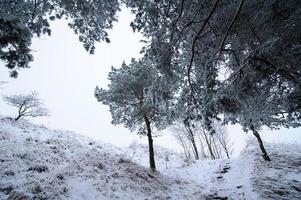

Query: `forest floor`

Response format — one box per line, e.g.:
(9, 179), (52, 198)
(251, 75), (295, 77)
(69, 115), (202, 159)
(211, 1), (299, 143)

(0, 116), (300, 200)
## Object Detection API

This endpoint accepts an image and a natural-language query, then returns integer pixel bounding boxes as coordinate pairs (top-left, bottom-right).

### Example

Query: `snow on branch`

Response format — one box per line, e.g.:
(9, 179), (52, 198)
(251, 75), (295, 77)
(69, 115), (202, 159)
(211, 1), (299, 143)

(3, 91), (49, 121)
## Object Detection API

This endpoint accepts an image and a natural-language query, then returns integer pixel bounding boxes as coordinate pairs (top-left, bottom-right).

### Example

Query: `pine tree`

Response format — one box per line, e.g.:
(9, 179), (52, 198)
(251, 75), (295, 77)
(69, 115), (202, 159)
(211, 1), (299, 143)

(95, 59), (172, 171)
(125, 0), (301, 161)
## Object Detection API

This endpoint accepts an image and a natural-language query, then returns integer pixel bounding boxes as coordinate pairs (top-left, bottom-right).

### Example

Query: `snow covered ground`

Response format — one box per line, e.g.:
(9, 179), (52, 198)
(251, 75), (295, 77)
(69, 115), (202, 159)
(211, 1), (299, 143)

(1, 116), (300, 199)
(127, 138), (301, 199)
(0, 117), (204, 200)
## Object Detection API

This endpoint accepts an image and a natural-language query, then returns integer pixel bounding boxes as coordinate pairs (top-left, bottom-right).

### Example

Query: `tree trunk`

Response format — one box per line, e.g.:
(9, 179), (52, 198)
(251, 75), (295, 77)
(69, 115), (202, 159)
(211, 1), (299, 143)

(187, 126), (199, 160)
(198, 135), (206, 158)
(218, 137), (231, 159)
(179, 137), (190, 160)
(251, 125), (271, 161)
(15, 114), (22, 121)
(202, 130), (216, 159)
(211, 136), (221, 159)
(15, 104), (25, 121)
(224, 147), (230, 159)
(144, 116), (156, 171)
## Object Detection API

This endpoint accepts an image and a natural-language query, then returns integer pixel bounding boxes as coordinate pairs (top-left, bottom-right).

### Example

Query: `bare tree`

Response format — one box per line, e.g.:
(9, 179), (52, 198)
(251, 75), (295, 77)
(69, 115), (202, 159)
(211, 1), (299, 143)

(3, 92), (49, 121)
(184, 120), (200, 160)
(172, 119), (233, 161)
(170, 123), (193, 160)
(213, 122), (233, 159)
(195, 120), (233, 160)
(191, 122), (217, 159)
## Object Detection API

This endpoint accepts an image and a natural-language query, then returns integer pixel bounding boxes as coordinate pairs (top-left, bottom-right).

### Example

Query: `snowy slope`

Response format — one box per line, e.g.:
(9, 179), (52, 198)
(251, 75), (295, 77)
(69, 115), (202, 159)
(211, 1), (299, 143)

(127, 141), (301, 200)
(0, 117), (205, 200)
(251, 143), (301, 200)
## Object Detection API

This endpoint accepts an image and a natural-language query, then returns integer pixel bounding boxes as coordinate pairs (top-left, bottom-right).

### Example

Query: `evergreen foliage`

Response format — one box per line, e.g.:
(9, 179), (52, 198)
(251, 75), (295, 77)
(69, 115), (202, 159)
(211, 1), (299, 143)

(0, 0), (119, 77)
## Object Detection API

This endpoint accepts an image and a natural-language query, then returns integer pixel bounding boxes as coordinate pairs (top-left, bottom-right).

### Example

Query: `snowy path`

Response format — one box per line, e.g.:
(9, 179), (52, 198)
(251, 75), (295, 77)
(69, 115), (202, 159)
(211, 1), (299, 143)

(215, 156), (259, 199)
(129, 142), (301, 200)
(127, 143), (260, 199)
(158, 155), (259, 199)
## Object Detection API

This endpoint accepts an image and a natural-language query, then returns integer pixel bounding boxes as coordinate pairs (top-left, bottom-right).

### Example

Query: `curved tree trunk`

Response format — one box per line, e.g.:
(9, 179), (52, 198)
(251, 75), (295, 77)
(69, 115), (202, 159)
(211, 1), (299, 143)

(15, 105), (24, 121)
(251, 125), (271, 161)
(144, 116), (156, 171)
(15, 114), (22, 121)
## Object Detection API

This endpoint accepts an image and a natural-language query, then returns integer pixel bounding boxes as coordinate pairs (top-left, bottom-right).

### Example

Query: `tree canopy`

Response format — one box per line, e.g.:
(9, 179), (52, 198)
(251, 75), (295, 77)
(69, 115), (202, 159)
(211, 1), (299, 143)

(124, 0), (300, 160)
(125, 0), (301, 130)
(95, 58), (175, 170)
(0, 0), (119, 77)
(95, 59), (169, 132)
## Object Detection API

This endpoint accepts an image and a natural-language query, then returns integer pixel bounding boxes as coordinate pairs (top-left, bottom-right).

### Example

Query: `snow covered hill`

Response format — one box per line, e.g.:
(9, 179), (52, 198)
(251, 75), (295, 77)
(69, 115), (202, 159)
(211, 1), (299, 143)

(0, 117), (204, 200)
(1, 116), (300, 200)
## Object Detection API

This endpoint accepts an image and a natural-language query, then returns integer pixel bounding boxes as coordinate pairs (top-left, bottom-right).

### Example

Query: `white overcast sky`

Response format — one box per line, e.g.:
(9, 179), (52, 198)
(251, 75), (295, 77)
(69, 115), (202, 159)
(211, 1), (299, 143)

(0, 9), (300, 156)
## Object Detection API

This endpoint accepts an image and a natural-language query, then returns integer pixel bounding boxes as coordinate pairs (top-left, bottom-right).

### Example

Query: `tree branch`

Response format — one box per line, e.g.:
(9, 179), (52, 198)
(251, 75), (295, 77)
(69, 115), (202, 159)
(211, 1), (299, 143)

(187, 0), (220, 96)
(219, 0), (245, 51)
